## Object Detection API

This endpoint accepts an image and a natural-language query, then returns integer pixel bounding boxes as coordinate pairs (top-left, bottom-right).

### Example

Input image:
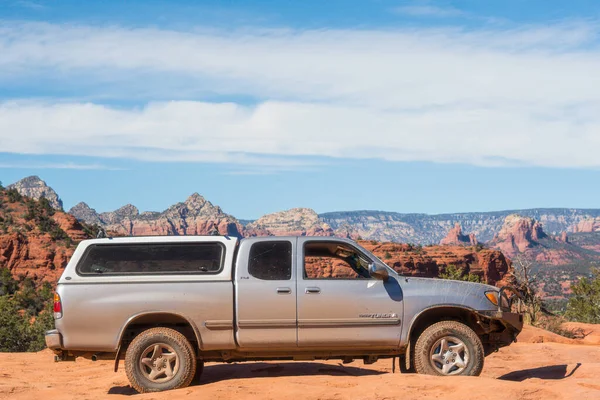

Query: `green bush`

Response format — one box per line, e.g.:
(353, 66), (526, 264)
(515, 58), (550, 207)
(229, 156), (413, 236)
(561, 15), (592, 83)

(439, 264), (481, 283)
(384, 251), (392, 260)
(6, 188), (22, 203)
(565, 268), (600, 324)
(0, 267), (19, 296)
(0, 295), (54, 352)
(0, 268), (55, 352)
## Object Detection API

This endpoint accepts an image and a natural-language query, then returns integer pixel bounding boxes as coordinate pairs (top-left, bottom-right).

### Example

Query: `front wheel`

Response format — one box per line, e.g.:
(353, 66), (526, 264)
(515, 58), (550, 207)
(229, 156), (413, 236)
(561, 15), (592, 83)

(125, 327), (197, 393)
(414, 321), (484, 376)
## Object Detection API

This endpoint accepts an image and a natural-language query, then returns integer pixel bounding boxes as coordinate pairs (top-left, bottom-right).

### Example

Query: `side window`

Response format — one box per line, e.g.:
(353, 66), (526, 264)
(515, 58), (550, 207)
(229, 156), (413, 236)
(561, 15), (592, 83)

(304, 242), (371, 279)
(77, 243), (224, 275)
(248, 241), (292, 280)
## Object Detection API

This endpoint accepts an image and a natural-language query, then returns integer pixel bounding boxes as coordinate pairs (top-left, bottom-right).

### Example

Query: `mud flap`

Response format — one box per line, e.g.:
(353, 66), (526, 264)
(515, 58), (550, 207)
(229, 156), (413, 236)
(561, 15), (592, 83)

(114, 344), (122, 373)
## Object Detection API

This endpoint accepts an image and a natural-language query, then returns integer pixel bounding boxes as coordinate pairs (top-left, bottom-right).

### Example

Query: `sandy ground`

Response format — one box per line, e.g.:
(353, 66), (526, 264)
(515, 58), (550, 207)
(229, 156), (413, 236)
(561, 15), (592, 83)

(2, 325), (600, 400)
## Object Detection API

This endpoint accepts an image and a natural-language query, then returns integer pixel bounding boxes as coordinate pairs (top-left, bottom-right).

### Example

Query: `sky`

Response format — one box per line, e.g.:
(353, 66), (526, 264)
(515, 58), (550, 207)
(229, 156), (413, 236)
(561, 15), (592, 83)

(1, 0), (600, 219)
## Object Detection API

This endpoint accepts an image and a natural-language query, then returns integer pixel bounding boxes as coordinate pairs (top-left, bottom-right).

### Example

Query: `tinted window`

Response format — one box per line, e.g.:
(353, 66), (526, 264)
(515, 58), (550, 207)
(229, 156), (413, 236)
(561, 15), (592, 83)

(248, 241), (292, 280)
(77, 243), (224, 275)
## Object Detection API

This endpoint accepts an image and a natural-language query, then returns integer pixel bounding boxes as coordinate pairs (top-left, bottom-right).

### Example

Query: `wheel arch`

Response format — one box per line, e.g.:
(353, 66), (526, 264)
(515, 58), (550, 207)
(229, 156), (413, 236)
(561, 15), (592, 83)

(407, 305), (483, 345)
(116, 311), (203, 355)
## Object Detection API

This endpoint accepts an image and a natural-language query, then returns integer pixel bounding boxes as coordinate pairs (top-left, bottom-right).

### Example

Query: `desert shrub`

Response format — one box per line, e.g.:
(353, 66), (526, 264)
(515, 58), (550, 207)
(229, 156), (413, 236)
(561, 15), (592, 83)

(0, 270), (55, 352)
(0, 296), (32, 352)
(536, 316), (585, 339)
(384, 251), (392, 260)
(0, 267), (19, 296)
(81, 223), (102, 239)
(6, 188), (22, 202)
(508, 256), (543, 325)
(439, 264), (481, 283)
(14, 279), (53, 315)
(565, 268), (600, 324)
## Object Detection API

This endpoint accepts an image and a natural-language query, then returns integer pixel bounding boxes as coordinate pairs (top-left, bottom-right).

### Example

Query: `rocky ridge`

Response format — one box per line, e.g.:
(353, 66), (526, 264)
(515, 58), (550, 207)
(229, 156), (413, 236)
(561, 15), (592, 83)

(8, 176), (63, 210)
(69, 193), (245, 237)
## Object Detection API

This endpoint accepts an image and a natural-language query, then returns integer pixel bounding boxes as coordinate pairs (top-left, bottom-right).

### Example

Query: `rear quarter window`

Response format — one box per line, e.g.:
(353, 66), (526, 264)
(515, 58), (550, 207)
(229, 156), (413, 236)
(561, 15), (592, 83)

(76, 242), (225, 275)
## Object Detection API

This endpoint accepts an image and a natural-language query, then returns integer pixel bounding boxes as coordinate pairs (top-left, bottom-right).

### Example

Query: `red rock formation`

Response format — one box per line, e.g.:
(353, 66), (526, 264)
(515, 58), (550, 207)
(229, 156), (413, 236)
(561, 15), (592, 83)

(487, 214), (547, 257)
(556, 231), (569, 243)
(0, 191), (92, 284)
(440, 223), (478, 246)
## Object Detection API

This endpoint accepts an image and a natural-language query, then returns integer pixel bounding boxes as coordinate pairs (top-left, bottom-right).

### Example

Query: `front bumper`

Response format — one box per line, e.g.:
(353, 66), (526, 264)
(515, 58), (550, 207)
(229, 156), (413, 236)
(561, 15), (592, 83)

(479, 310), (524, 333)
(45, 329), (63, 351)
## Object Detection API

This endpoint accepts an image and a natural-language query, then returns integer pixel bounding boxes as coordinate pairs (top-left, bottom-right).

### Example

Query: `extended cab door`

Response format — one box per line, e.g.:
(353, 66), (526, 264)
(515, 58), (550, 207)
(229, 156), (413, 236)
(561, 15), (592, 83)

(235, 237), (297, 348)
(296, 238), (403, 348)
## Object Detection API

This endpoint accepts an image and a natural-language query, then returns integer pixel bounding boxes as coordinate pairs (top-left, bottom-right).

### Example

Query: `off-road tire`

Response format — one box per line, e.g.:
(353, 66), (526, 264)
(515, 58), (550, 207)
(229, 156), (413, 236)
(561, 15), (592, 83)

(414, 321), (484, 376)
(125, 327), (197, 393)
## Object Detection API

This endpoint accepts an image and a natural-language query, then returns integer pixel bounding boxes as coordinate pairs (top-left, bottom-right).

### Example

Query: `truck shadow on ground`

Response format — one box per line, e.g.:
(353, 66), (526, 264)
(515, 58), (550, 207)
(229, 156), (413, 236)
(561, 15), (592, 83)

(498, 363), (581, 382)
(107, 362), (385, 395)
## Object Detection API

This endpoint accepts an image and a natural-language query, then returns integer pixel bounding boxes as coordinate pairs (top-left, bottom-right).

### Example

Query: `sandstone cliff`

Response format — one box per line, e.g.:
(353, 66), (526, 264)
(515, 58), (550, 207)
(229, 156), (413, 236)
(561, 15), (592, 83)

(8, 176), (63, 210)
(0, 189), (92, 284)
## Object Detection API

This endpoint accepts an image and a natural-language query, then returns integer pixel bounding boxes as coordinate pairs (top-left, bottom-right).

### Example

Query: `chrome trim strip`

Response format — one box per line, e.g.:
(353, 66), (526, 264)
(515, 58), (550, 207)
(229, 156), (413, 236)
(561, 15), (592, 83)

(238, 319), (297, 328)
(205, 320), (234, 330)
(298, 318), (401, 328)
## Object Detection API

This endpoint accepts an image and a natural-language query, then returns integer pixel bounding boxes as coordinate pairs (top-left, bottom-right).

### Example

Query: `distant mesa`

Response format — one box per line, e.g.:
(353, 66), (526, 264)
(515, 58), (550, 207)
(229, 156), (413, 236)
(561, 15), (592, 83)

(7, 175), (63, 210)
(439, 223), (478, 246)
(247, 208), (335, 237)
(574, 217), (600, 233)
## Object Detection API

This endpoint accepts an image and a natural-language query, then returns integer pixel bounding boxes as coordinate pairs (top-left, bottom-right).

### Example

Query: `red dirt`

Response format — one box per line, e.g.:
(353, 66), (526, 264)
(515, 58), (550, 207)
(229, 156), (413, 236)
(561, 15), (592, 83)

(1, 325), (599, 400)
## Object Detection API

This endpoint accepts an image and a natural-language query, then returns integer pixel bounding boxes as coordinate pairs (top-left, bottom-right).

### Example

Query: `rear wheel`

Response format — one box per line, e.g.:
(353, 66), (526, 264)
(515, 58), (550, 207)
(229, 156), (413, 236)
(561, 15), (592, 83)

(125, 327), (197, 393)
(414, 321), (484, 376)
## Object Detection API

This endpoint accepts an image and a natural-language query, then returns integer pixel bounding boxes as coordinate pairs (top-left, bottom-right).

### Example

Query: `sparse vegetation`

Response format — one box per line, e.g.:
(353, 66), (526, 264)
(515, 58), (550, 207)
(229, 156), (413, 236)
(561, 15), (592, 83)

(439, 264), (481, 283)
(6, 188), (23, 203)
(384, 251), (392, 260)
(509, 256), (543, 325)
(565, 268), (600, 324)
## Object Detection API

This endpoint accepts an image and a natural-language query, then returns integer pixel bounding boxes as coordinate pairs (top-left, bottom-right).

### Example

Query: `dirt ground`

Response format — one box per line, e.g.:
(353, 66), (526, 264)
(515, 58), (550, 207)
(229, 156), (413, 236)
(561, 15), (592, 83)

(2, 324), (600, 400)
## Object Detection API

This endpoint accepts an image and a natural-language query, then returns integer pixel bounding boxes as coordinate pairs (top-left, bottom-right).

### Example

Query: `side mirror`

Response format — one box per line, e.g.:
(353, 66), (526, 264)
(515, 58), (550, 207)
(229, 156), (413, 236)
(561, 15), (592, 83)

(369, 263), (389, 281)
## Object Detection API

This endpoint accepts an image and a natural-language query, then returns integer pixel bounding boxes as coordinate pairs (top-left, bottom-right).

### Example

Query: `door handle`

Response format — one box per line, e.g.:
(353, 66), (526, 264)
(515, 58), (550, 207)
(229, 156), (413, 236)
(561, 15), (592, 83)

(276, 287), (291, 294)
(305, 287), (321, 294)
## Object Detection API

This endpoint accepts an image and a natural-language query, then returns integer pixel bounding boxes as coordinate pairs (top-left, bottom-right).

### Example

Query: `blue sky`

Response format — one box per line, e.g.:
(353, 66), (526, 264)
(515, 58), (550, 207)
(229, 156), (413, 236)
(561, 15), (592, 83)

(1, 0), (600, 219)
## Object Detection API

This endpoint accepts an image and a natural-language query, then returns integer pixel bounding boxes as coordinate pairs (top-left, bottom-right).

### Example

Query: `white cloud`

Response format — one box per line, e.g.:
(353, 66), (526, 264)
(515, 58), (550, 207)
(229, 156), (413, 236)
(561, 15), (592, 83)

(1, 22), (600, 168)
(0, 161), (125, 170)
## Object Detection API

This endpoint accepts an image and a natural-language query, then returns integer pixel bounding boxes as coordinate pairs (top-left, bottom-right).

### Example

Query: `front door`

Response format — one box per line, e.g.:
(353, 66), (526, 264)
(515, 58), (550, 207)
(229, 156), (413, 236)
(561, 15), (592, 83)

(235, 238), (297, 348)
(296, 238), (403, 348)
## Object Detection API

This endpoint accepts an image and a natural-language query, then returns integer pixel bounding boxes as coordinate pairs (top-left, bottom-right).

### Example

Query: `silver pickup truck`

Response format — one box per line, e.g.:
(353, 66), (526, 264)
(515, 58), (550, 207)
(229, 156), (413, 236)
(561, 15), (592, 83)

(46, 235), (523, 393)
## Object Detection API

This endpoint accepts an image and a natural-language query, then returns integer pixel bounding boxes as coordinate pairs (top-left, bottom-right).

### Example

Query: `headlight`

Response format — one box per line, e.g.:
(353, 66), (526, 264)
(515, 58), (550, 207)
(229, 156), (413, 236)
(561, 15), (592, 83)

(485, 291), (499, 306)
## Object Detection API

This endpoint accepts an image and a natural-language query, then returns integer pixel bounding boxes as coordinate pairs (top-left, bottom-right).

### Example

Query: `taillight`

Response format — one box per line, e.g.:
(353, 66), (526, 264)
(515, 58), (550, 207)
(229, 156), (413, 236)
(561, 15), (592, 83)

(53, 293), (63, 319)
